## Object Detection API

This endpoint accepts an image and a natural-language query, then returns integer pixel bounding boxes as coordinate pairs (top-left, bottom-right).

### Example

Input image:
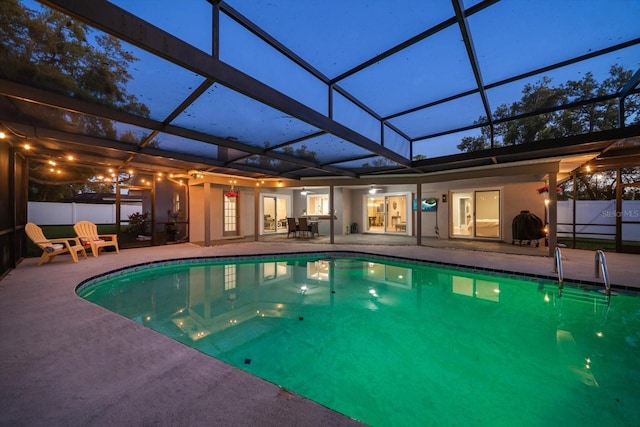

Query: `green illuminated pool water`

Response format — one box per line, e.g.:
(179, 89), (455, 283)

(78, 253), (640, 426)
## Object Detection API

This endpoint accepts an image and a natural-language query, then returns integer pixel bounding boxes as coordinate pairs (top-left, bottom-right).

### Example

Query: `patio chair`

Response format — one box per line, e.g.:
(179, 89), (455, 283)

(298, 217), (313, 238)
(286, 218), (299, 238)
(25, 222), (88, 266)
(73, 220), (120, 257)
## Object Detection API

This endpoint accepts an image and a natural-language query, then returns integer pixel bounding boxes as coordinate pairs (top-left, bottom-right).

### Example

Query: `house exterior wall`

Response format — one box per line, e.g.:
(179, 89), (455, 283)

(418, 181), (545, 241)
(417, 187), (448, 238)
(188, 186), (205, 243)
(503, 182), (547, 242)
(188, 185), (255, 243)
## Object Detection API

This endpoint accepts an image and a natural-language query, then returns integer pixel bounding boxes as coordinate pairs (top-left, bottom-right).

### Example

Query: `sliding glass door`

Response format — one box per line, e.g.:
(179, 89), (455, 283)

(262, 195), (289, 234)
(451, 190), (500, 239)
(364, 193), (408, 234)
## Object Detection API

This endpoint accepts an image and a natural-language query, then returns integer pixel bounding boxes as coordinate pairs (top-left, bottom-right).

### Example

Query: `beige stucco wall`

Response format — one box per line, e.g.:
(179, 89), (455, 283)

(188, 185), (255, 243)
(188, 180), (547, 243)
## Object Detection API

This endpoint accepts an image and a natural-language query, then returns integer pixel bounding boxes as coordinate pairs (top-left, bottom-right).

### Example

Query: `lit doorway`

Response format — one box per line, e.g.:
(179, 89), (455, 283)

(262, 195), (289, 234)
(451, 190), (501, 239)
(364, 193), (409, 234)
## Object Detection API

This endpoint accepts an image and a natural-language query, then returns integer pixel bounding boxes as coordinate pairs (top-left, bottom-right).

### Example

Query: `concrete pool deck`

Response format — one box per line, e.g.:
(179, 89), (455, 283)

(1, 241), (638, 426)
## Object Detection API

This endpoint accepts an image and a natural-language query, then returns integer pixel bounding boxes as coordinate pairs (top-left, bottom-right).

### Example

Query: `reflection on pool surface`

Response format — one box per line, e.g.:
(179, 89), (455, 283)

(78, 253), (640, 426)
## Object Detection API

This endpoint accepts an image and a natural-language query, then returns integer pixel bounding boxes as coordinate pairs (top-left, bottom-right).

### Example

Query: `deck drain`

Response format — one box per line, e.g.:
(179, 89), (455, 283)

(244, 358), (251, 365)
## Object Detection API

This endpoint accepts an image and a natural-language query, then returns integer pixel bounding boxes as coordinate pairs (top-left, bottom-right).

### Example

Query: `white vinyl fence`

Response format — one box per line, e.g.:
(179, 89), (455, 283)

(558, 200), (640, 240)
(28, 202), (142, 225)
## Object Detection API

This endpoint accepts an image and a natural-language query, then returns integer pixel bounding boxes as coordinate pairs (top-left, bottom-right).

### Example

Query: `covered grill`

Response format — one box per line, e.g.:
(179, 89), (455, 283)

(512, 210), (546, 247)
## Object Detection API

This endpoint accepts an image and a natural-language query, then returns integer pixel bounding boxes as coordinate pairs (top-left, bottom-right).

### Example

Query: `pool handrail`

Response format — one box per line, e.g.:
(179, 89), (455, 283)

(553, 246), (564, 290)
(595, 250), (611, 297)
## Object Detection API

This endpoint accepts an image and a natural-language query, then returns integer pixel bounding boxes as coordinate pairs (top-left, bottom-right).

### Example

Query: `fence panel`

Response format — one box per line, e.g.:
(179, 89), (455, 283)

(28, 202), (142, 225)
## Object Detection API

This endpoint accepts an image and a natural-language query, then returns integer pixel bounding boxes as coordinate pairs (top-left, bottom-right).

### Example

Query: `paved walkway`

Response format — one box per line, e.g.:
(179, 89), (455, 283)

(1, 241), (638, 426)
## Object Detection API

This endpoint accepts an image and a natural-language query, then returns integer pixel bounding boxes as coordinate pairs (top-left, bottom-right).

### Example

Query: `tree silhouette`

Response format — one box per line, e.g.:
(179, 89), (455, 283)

(1, 0), (150, 200)
(457, 66), (639, 152)
(455, 66), (639, 200)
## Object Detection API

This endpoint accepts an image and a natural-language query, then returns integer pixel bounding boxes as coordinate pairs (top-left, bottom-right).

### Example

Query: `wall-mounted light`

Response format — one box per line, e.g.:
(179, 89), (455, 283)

(301, 187), (308, 195)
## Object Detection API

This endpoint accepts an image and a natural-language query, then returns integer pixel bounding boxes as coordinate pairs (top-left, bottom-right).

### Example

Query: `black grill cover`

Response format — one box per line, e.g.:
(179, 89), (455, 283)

(512, 210), (545, 241)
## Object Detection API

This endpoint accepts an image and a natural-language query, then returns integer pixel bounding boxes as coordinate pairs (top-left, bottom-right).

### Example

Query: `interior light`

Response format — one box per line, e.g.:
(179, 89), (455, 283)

(24, 143), (31, 150)
(67, 155), (74, 161)
(128, 169), (134, 175)
(0, 131), (5, 139)
(48, 160), (56, 166)
(586, 165), (591, 172)
(49, 168), (54, 172)
(56, 169), (61, 174)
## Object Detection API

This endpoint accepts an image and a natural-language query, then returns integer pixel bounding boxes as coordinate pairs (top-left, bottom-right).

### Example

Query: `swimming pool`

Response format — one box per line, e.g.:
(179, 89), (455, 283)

(78, 252), (640, 426)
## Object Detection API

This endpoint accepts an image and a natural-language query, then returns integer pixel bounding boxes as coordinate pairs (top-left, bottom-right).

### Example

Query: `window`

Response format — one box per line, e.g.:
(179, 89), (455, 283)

(306, 194), (328, 215)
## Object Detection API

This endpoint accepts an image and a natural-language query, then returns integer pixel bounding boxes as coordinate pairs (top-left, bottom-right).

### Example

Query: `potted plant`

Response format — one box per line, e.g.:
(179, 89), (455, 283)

(126, 212), (149, 236)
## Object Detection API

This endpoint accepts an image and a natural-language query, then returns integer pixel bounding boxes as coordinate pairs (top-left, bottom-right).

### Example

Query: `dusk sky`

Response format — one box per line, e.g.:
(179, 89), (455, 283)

(21, 0), (640, 159)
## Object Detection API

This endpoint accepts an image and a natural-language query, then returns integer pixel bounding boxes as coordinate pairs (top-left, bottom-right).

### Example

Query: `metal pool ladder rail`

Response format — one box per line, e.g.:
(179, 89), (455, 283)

(553, 246), (564, 290)
(595, 250), (614, 298)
